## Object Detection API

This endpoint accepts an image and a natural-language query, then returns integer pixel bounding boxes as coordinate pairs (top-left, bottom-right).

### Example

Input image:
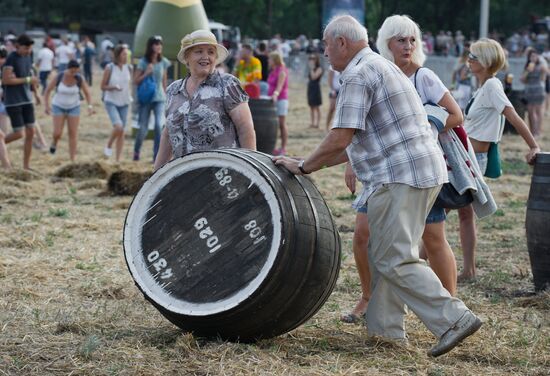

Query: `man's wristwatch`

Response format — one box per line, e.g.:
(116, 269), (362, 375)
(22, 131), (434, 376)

(298, 159), (310, 174)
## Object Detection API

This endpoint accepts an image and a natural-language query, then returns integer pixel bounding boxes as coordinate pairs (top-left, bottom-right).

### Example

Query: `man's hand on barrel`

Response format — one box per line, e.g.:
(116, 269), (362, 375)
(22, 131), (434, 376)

(272, 156), (307, 175)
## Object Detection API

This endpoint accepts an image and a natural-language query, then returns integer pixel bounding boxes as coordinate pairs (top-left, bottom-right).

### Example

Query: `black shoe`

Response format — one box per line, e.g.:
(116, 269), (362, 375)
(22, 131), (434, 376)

(49, 146), (56, 155)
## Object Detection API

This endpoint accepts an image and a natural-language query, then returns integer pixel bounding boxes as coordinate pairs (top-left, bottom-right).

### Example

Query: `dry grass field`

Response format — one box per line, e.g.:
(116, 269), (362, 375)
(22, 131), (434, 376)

(0, 68), (549, 375)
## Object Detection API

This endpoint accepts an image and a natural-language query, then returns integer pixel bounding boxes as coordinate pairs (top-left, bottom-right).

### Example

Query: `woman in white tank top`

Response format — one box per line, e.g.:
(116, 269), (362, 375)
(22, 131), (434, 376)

(44, 59), (94, 161)
(101, 44), (132, 161)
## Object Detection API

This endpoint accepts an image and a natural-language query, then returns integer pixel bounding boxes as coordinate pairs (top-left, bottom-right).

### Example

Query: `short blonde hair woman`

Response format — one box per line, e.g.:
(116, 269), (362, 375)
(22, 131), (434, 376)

(468, 38), (506, 77)
(459, 38), (540, 280)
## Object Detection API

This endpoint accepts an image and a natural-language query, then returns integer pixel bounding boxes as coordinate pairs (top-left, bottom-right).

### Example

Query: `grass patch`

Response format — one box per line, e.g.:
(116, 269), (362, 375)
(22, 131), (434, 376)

(45, 196), (69, 204)
(75, 259), (102, 272)
(502, 158), (531, 176)
(78, 334), (101, 360)
(48, 208), (69, 218)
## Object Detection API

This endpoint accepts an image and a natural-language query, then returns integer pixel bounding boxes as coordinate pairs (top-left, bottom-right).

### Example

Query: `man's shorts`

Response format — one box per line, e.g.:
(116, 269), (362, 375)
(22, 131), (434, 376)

(6, 103), (35, 132)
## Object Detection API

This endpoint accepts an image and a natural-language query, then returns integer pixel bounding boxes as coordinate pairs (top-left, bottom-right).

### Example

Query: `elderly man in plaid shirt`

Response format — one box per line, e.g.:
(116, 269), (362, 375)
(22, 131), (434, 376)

(273, 15), (482, 357)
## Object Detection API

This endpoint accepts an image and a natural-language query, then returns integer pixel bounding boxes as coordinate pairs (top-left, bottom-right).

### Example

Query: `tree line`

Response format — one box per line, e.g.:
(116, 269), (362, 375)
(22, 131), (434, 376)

(3, 0), (548, 40)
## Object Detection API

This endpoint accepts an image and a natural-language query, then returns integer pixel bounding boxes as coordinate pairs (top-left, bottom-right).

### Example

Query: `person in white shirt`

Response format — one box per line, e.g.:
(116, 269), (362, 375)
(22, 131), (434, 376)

(56, 39), (74, 73)
(43, 60), (94, 161)
(100, 38), (114, 69)
(459, 39), (540, 281)
(36, 42), (55, 94)
(101, 45), (133, 162)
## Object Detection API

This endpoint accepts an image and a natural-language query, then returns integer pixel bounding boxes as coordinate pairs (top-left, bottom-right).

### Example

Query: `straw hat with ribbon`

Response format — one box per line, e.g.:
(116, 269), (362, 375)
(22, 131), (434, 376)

(177, 30), (229, 65)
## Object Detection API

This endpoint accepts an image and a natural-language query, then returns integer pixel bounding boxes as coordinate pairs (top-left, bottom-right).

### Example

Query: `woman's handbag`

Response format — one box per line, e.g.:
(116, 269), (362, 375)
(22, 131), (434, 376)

(484, 142), (502, 178)
(434, 183), (474, 209)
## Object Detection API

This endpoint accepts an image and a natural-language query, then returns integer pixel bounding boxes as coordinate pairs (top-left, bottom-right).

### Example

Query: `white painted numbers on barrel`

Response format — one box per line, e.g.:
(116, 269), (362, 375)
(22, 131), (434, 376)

(147, 250), (173, 279)
(215, 167), (239, 199)
(244, 219), (266, 245)
(194, 217), (222, 253)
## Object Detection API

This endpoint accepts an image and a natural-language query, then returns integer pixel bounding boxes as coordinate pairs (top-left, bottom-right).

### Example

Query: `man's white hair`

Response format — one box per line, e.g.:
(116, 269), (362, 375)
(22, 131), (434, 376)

(324, 15), (368, 42)
(376, 15), (426, 66)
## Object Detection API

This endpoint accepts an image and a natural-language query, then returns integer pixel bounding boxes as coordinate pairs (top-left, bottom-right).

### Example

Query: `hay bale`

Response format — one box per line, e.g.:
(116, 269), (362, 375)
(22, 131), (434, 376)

(4, 168), (43, 181)
(54, 162), (111, 179)
(108, 170), (151, 195)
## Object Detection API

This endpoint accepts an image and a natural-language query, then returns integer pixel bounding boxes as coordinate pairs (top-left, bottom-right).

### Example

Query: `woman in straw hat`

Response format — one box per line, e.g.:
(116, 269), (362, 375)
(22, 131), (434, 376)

(154, 30), (256, 170)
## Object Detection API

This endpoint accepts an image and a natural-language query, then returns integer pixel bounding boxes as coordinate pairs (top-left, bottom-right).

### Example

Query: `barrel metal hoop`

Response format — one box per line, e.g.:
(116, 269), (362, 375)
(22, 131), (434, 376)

(531, 175), (550, 184)
(221, 149), (317, 318)
(222, 149), (301, 236)
(527, 200), (550, 211)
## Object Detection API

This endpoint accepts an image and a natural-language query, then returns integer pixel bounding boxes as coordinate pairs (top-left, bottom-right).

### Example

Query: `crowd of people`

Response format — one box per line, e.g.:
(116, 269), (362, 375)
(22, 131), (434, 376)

(0, 13), (547, 357)
(0, 31), (137, 168)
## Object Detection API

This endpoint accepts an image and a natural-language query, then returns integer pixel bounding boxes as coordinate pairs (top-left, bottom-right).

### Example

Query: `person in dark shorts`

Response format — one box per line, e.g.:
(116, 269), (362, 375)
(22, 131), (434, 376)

(2, 34), (41, 170)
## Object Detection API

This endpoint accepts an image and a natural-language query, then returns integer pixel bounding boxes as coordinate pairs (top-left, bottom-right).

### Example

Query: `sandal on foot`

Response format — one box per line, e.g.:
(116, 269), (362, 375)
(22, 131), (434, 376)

(340, 312), (362, 324)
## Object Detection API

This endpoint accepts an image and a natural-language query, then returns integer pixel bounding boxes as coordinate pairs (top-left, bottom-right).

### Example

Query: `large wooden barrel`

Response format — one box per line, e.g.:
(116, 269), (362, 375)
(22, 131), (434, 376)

(526, 152), (550, 291)
(123, 149), (340, 341)
(249, 99), (278, 154)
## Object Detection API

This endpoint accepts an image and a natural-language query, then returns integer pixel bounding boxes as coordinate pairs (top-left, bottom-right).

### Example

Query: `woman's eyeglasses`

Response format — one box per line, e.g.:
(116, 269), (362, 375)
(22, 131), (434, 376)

(468, 52), (478, 61)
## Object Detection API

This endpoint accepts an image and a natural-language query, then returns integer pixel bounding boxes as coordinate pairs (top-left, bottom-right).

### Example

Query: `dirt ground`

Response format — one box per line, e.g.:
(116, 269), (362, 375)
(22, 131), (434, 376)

(0, 68), (549, 375)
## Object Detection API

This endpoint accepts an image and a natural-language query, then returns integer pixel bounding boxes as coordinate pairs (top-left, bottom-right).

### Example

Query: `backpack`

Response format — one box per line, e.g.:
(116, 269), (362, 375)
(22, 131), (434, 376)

(56, 72), (84, 100)
(137, 75), (156, 104)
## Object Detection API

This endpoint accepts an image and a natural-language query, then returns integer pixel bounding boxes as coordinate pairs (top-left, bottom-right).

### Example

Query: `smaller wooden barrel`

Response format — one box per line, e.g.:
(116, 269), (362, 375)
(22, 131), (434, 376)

(526, 152), (550, 291)
(124, 149), (340, 341)
(249, 99), (278, 154)
(504, 90), (525, 134)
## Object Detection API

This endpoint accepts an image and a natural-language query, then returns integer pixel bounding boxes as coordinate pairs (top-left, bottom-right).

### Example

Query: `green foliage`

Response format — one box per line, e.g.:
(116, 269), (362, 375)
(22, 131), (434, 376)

(78, 335), (102, 359)
(17, 1), (550, 39)
(0, 0), (28, 17)
(48, 208), (69, 218)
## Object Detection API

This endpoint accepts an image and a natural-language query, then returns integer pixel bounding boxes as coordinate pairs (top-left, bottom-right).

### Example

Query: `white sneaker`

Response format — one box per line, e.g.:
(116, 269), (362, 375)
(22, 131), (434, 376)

(104, 147), (113, 157)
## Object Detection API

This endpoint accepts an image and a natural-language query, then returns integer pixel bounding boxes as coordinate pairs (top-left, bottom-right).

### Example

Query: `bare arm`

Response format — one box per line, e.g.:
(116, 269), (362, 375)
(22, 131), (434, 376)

(438, 92), (463, 130)
(153, 127), (173, 171)
(272, 69), (287, 103)
(229, 102), (256, 150)
(273, 128), (353, 174)
(31, 79), (41, 105)
(43, 72), (58, 114)
(344, 161), (356, 194)
(134, 63), (153, 85)
(309, 67), (323, 80)
(2, 66), (38, 86)
(502, 106), (540, 164)
(80, 79), (94, 115)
